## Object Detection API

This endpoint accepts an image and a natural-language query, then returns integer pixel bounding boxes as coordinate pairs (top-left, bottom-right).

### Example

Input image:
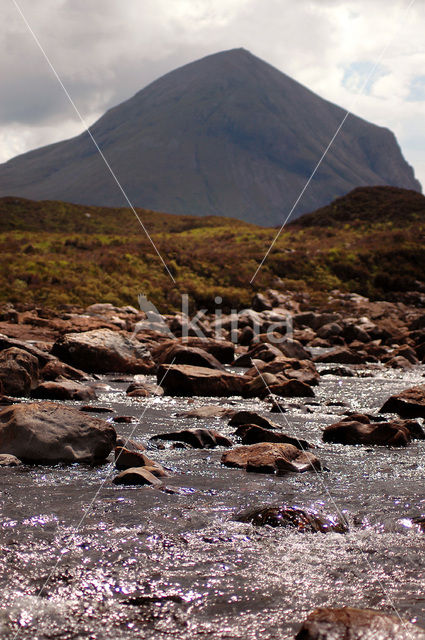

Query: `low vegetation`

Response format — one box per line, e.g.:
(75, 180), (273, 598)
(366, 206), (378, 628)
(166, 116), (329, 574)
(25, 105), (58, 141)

(1, 186), (425, 312)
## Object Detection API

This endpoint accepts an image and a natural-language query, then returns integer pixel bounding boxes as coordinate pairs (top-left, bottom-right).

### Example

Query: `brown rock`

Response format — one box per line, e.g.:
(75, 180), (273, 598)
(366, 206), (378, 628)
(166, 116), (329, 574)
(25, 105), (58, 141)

(314, 347), (366, 365)
(236, 505), (347, 532)
(153, 342), (225, 370)
(234, 424), (311, 450)
(52, 328), (155, 373)
(323, 419), (410, 446)
(176, 405), (235, 419)
(0, 402), (116, 463)
(0, 453), (22, 466)
(40, 360), (91, 381)
(112, 467), (163, 486)
(295, 607), (425, 640)
(229, 410), (281, 431)
(157, 364), (244, 397)
(126, 381), (164, 397)
(151, 428), (233, 449)
(380, 385), (425, 418)
(31, 381), (97, 401)
(152, 337), (234, 364)
(114, 446), (168, 474)
(221, 442), (321, 474)
(0, 347), (39, 396)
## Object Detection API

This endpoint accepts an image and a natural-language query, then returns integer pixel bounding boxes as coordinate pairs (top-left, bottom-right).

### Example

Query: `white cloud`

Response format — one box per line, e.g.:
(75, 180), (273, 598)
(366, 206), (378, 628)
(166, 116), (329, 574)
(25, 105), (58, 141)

(0, 0), (424, 187)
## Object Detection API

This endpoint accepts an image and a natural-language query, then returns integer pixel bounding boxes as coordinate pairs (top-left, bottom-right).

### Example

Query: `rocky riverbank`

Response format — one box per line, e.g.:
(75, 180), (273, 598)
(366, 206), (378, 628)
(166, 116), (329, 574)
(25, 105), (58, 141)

(1, 289), (425, 638)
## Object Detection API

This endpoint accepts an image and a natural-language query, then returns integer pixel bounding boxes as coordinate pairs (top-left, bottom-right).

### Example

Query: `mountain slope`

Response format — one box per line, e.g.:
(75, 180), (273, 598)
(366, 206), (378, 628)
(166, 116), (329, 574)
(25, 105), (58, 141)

(0, 49), (421, 225)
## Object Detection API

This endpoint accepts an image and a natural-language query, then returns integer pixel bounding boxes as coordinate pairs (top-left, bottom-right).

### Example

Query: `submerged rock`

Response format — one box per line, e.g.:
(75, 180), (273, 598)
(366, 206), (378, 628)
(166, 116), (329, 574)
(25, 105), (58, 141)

(236, 505), (347, 533)
(221, 442), (321, 474)
(0, 402), (116, 463)
(158, 364), (244, 397)
(151, 428), (233, 449)
(380, 385), (425, 418)
(295, 607), (425, 639)
(52, 328), (155, 373)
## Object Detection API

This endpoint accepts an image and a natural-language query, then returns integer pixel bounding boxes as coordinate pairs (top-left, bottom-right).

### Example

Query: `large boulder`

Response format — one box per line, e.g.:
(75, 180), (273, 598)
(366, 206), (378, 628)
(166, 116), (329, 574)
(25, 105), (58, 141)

(221, 442), (321, 474)
(0, 347), (39, 396)
(243, 374), (315, 399)
(0, 333), (53, 367)
(0, 402), (116, 463)
(52, 329), (155, 373)
(157, 364), (244, 397)
(322, 419), (411, 446)
(380, 385), (425, 418)
(295, 607), (425, 640)
(236, 505), (347, 532)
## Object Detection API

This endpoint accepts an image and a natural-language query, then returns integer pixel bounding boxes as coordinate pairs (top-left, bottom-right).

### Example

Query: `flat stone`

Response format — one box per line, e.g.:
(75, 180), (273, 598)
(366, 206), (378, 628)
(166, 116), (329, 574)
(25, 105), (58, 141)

(221, 442), (321, 474)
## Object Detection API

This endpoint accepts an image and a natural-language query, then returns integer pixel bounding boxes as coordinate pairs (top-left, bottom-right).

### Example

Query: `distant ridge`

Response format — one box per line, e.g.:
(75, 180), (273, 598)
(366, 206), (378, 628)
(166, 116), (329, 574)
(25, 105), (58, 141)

(0, 48), (421, 226)
(293, 186), (425, 227)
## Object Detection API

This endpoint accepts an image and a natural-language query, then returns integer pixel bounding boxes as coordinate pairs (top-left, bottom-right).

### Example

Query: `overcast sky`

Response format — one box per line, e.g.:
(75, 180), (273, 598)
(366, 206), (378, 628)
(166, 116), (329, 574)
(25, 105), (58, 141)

(1, 0), (424, 189)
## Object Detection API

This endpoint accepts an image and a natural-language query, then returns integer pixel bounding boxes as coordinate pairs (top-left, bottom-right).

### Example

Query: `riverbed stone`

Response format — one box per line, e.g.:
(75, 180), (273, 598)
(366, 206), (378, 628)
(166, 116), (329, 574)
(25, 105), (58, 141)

(380, 385), (425, 418)
(31, 380), (97, 401)
(0, 347), (39, 396)
(236, 505), (347, 532)
(157, 364), (244, 397)
(0, 453), (22, 466)
(52, 328), (155, 373)
(0, 402), (116, 463)
(234, 424), (312, 450)
(112, 467), (163, 486)
(221, 442), (321, 474)
(295, 607), (425, 639)
(151, 428), (233, 449)
(322, 419), (411, 446)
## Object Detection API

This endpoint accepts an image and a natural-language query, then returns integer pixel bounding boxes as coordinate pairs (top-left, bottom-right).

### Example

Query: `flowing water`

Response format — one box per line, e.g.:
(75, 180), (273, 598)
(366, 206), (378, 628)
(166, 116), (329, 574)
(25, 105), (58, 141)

(1, 365), (425, 639)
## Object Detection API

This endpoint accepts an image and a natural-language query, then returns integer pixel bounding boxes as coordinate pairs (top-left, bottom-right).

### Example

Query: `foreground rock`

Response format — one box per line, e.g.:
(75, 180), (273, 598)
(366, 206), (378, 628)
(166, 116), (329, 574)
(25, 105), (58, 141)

(52, 329), (155, 373)
(0, 347), (39, 396)
(236, 506), (347, 532)
(40, 360), (91, 381)
(222, 443), (321, 474)
(234, 424), (311, 450)
(151, 428), (233, 449)
(157, 364), (244, 396)
(0, 402), (116, 463)
(380, 385), (425, 418)
(31, 381), (97, 401)
(322, 418), (412, 447)
(295, 607), (425, 639)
